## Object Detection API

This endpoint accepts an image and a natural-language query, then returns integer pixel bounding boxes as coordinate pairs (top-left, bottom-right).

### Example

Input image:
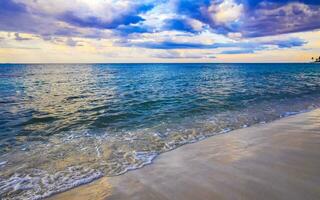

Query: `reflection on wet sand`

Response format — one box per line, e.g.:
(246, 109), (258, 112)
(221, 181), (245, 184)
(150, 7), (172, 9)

(51, 109), (319, 200)
(47, 178), (112, 200)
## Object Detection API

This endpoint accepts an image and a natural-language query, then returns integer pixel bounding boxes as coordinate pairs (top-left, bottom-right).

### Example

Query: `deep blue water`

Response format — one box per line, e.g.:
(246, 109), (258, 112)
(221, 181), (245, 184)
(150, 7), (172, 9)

(1, 63), (320, 199)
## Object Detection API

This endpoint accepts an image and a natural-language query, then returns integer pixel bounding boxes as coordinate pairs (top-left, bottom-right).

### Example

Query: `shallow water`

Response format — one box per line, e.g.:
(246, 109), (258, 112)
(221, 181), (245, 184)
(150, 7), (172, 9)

(0, 63), (320, 199)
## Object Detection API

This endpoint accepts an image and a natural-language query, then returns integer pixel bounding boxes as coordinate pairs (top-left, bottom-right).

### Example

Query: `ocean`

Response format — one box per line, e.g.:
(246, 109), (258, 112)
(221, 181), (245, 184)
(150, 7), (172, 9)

(1, 63), (320, 199)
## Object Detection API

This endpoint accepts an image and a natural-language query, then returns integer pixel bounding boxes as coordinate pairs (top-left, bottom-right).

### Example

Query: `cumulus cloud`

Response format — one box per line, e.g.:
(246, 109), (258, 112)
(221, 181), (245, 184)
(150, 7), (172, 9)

(172, 0), (320, 37)
(0, 0), (317, 59)
(1, 0), (319, 39)
(242, 2), (320, 37)
(208, 0), (244, 24)
(0, 0), (155, 38)
(57, 2), (154, 30)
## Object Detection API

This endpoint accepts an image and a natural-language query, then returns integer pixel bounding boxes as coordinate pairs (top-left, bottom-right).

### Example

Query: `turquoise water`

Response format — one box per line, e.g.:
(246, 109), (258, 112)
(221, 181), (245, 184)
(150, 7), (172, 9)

(1, 63), (320, 199)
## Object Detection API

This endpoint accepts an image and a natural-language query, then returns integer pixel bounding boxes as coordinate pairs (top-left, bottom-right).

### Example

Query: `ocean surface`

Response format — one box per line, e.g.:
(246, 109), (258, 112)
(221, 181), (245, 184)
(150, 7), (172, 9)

(0, 63), (320, 199)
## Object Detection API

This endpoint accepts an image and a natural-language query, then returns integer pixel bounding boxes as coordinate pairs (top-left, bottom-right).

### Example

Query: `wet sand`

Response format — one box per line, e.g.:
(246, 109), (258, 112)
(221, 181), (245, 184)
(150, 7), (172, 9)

(49, 109), (320, 200)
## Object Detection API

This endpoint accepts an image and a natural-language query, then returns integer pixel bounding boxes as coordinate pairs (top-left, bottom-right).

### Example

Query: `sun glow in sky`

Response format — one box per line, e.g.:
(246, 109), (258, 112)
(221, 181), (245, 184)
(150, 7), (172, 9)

(0, 0), (319, 63)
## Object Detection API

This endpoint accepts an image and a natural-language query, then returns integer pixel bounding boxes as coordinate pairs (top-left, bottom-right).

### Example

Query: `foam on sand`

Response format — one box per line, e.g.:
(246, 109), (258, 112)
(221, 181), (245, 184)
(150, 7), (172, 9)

(50, 109), (320, 200)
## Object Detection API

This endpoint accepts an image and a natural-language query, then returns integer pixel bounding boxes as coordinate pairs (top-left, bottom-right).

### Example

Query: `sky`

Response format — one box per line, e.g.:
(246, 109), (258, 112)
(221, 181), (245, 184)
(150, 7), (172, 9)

(0, 0), (319, 63)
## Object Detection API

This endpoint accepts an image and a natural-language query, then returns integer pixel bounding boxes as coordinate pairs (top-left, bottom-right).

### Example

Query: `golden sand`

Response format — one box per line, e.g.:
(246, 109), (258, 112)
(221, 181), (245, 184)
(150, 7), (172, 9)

(49, 109), (320, 200)
(47, 178), (111, 200)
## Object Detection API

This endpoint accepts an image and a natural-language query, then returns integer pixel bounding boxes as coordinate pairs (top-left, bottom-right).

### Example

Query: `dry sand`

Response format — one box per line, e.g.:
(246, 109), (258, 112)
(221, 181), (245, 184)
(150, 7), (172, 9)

(49, 109), (320, 200)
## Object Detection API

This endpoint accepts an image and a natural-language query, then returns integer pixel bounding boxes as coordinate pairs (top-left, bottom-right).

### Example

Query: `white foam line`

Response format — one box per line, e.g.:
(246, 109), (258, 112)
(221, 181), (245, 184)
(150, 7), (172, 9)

(95, 145), (101, 158)
(0, 161), (7, 166)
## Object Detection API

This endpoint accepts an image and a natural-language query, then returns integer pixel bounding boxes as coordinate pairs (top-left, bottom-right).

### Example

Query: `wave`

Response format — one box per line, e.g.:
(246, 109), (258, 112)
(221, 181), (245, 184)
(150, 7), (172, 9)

(1, 95), (319, 199)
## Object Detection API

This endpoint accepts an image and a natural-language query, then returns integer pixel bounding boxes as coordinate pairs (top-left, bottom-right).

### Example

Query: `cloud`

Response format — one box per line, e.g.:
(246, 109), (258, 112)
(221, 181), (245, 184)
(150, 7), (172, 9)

(116, 36), (306, 56)
(115, 24), (152, 36)
(120, 40), (215, 49)
(173, 0), (243, 34)
(0, 1), (77, 38)
(14, 33), (31, 41)
(0, 0), (26, 15)
(208, 0), (244, 24)
(244, 0), (320, 8)
(0, 46), (40, 50)
(163, 18), (204, 33)
(0, 0), (317, 57)
(59, 12), (143, 29)
(121, 37), (306, 50)
(58, 3), (154, 30)
(65, 38), (82, 47)
(173, 0), (320, 37)
(0, 0), (30, 32)
(0, 0), (155, 38)
(241, 2), (320, 37)
(219, 37), (307, 54)
(153, 51), (216, 59)
(220, 49), (255, 54)
(264, 38), (307, 48)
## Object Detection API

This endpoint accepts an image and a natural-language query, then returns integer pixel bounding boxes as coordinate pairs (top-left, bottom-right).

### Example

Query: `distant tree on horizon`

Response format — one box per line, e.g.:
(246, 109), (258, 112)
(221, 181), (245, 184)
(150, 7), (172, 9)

(311, 56), (320, 62)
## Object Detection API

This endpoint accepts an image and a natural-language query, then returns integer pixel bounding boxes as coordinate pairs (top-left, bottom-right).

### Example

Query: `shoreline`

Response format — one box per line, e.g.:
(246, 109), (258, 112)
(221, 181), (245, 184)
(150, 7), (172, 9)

(48, 108), (320, 200)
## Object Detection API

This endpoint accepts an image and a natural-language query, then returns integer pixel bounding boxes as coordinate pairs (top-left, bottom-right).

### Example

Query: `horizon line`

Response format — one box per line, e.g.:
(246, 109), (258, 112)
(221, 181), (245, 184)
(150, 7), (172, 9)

(0, 62), (312, 65)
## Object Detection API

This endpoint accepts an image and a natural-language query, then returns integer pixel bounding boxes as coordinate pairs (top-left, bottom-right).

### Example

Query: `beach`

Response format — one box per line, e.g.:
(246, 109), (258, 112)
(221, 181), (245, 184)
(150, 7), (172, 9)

(1, 63), (320, 199)
(49, 109), (320, 200)
(1, 0), (320, 199)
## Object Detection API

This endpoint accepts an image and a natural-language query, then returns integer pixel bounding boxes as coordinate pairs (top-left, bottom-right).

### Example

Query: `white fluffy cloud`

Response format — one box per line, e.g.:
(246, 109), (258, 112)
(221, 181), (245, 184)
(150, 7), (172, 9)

(208, 0), (244, 24)
(0, 0), (319, 62)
